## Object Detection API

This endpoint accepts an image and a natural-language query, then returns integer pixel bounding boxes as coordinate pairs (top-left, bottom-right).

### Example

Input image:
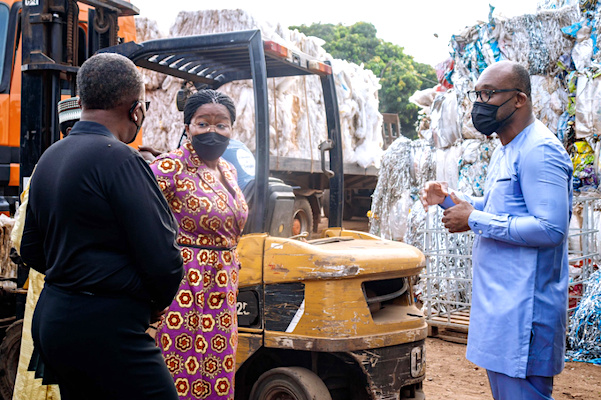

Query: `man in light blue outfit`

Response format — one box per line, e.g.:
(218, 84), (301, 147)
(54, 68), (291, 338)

(222, 138), (256, 191)
(421, 60), (573, 399)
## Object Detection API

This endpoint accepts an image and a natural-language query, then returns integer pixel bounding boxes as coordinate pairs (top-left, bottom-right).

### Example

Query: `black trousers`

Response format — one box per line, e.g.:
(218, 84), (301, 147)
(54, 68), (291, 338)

(32, 285), (178, 400)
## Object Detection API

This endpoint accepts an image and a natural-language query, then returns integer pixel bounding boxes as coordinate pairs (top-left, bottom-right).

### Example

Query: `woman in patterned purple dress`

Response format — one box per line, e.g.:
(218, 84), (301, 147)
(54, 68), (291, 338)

(151, 90), (248, 400)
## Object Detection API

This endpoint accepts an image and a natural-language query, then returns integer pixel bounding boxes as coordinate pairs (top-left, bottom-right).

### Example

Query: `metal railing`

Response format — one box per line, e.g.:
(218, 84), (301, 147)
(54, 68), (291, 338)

(420, 197), (599, 331)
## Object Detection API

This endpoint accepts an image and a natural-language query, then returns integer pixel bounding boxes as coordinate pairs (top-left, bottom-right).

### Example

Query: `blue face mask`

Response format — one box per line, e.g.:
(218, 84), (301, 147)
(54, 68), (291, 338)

(191, 131), (230, 161)
(471, 96), (517, 136)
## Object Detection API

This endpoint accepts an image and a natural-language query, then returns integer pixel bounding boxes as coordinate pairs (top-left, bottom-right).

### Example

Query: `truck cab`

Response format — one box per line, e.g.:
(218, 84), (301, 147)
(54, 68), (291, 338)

(0, 0), (23, 214)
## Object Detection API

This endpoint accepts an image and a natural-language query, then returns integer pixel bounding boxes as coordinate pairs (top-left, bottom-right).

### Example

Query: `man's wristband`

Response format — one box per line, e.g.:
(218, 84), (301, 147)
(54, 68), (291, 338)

(439, 195), (456, 210)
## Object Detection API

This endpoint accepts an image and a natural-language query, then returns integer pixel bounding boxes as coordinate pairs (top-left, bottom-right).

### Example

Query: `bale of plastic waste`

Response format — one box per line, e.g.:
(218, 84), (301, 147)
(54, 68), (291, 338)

(566, 270), (601, 364)
(135, 10), (384, 168)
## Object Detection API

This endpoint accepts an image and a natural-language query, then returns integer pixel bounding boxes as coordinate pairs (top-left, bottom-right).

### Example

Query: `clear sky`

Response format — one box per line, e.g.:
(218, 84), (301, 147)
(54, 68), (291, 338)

(137, 0), (541, 67)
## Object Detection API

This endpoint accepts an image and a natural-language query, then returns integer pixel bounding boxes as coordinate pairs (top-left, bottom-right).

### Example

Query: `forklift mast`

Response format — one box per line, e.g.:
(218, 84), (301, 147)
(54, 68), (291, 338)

(19, 0), (138, 190)
(101, 30), (345, 230)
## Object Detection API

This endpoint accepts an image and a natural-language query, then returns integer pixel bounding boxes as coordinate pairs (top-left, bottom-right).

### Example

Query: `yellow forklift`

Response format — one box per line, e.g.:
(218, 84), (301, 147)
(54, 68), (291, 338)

(106, 30), (427, 400)
(12, 1), (428, 397)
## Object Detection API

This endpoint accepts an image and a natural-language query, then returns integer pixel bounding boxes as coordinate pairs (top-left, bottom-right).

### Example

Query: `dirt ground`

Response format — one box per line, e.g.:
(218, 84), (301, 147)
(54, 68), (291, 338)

(424, 337), (601, 400)
(333, 217), (601, 400)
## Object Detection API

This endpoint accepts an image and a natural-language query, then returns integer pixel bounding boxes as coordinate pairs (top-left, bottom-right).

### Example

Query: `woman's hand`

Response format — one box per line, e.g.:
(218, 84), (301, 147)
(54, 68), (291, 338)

(150, 306), (168, 324)
(138, 145), (163, 157)
(138, 145), (163, 163)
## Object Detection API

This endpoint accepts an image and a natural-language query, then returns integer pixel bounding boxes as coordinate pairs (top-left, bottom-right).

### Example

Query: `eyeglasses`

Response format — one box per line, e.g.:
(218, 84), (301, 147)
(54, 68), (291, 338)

(467, 89), (521, 103)
(188, 122), (232, 135)
(129, 100), (151, 114)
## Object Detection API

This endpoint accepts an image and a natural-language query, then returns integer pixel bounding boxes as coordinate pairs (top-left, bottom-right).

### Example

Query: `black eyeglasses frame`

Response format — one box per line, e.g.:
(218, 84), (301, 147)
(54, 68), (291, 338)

(467, 88), (521, 103)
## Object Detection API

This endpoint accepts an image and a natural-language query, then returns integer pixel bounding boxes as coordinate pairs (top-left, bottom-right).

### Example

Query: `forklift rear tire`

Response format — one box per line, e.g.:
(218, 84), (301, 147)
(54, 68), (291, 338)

(249, 366), (332, 400)
(0, 319), (22, 400)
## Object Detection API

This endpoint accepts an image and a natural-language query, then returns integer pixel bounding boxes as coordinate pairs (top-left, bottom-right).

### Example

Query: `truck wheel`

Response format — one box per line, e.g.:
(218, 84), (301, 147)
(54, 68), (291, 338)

(293, 198), (313, 236)
(249, 367), (332, 400)
(0, 319), (22, 400)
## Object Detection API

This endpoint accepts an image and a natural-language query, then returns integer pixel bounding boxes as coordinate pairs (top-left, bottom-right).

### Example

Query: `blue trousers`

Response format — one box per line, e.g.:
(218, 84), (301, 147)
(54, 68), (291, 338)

(487, 370), (554, 400)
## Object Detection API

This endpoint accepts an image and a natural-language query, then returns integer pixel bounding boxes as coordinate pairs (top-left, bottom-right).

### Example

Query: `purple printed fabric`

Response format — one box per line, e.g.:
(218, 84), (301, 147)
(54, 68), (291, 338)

(151, 141), (248, 399)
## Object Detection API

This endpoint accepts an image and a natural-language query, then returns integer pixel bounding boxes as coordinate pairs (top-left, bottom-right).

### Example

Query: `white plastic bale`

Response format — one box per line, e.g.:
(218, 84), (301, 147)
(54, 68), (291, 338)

(537, 0), (579, 10)
(531, 75), (567, 135)
(135, 18), (167, 91)
(435, 146), (461, 190)
(594, 209), (601, 258)
(572, 38), (594, 72)
(457, 138), (499, 197)
(569, 204), (583, 253)
(566, 270), (601, 363)
(460, 139), (481, 165)
(435, 148), (447, 183)
(575, 74), (601, 139)
(430, 90), (461, 149)
(0, 215), (16, 290)
(412, 5), (580, 144)
(478, 24), (502, 66)
(331, 59), (383, 168)
(408, 88), (438, 108)
(135, 10), (383, 168)
(386, 191), (413, 241)
(451, 75), (485, 141)
(369, 138), (435, 242)
(497, 6), (580, 76)
(594, 139), (601, 180)
(140, 75), (189, 153)
(419, 128), (433, 142)
(404, 198), (428, 248)
(444, 145), (461, 191)
(369, 137), (413, 239)
(460, 101), (484, 140)
(593, 11), (601, 65)
(410, 142), (435, 189)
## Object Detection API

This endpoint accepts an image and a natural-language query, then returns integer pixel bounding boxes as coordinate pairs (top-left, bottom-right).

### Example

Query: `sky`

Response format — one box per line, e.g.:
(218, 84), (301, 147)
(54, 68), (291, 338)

(138, 0), (541, 67)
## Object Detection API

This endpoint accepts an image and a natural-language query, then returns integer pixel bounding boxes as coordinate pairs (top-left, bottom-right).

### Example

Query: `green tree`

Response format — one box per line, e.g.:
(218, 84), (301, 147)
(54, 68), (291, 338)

(291, 22), (437, 138)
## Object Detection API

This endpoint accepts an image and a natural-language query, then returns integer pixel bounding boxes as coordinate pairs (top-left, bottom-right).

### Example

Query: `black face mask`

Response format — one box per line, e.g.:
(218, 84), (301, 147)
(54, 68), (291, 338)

(128, 101), (145, 144)
(471, 96), (517, 136)
(191, 131), (230, 161)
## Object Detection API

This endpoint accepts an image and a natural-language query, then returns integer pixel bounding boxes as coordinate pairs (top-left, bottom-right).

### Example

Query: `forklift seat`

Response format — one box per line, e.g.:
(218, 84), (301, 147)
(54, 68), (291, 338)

(242, 178), (295, 237)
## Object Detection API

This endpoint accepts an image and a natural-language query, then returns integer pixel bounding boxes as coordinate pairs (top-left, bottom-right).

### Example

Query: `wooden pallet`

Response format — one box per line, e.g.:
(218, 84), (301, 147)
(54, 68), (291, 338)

(427, 310), (470, 344)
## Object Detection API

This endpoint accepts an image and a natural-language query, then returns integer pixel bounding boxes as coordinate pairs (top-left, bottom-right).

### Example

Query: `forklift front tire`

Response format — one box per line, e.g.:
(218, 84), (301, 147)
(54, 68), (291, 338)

(249, 366), (332, 400)
(293, 197), (313, 236)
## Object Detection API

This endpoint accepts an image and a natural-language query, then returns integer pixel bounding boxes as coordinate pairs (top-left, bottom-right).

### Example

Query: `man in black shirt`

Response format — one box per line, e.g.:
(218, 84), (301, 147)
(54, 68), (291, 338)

(21, 53), (184, 400)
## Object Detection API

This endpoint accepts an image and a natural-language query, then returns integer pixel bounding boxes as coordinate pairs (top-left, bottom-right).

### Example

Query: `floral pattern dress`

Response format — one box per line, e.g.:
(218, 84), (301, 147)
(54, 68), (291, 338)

(151, 141), (248, 400)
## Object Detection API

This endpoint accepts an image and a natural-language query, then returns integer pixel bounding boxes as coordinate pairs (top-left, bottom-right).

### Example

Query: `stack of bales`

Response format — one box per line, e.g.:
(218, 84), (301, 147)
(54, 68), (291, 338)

(0, 215), (16, 291)
(370, 0), (601, 360)
(135, 10), (384, 169)
(370, 2), (601, 243)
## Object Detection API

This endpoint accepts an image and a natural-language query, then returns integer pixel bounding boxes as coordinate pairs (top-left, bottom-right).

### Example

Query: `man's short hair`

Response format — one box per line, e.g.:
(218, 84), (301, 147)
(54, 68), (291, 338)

(76, 53), (143, 110)
(511, 63), (531, 98)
